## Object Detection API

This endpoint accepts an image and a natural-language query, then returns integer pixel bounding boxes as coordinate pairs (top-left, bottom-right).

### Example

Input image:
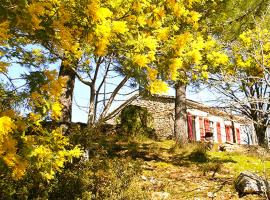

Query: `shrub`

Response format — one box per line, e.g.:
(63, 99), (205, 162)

(187, 143), (209, 163)
(119, 105), (156, 138)
(48, 157), (150, 200)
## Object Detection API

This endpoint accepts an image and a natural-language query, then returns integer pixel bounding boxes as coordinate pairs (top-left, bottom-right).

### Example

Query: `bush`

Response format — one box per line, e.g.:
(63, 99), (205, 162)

(48, 157), (150, 200)
(119, 105), (156, 138)
(187, 143), (209, 163)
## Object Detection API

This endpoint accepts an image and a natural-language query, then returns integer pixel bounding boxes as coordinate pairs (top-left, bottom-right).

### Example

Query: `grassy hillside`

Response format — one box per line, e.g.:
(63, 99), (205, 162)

(84, 134), (270, 200)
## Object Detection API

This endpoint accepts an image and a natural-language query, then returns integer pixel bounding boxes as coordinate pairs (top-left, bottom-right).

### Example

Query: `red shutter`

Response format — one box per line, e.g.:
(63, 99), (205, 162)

(225, 125), (231, 142)
(199, 117), (204, 141)
(216, 122), (222, 143)
(236, 128), (241, 144)
(204, 118), (210, 133)
(187, 114), (193, 141)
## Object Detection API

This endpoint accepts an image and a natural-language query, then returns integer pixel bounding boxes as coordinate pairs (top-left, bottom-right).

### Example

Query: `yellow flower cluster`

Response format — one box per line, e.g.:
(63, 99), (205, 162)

(147, 67), (158, 81)
(0, 116), (16, 142)
(0, 117), (28, 179)
(174, 32), (191, 50)
(51, 102), (62, 120)
(27, 2), (45, 30)
(239, 31), (252, 46)
(207, 51), (229, 67)
(0, 21), (10, 45)
(112, 21), (128, 34)
(169, 58), (183, 81)
(0, 62), (9, 73)
(156, 27), (170, 41)
(29, 128), (82, 180)
(0, 111), (82, 181)
(22, 0), (209, 97)
(133, 54), (149, 67)
(148, 80), (169, 94)
(28, 70), (66, 121)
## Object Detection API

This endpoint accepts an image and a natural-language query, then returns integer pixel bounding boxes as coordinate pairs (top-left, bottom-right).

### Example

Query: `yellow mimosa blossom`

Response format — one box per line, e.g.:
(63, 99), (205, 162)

(95, 22), (111, 38)
(95, 38), (109, 56)
(147, 68), (158, 81)
(51, 102), (62, 120)
(174, 32), (191, 49)
(156, 27), (170, 41)
(133, 54), (149, 67)
(0, 21), (10, 44)
(173, 4), (187, 18)
(95, 7), (112, 21)
(0, 62), (9, 72)
(12, 160), (28, 180)
(112, 21), (128, 34)
(170, 58), (183, 80)
(0, 116), (16, 141)
(189, 50), (202, 64)
(149, 80), (169, 94)
(189, 11), (201, 23)
(29, 113), (42, 123)
(239, 31), (252, 46)
(144, 36), (157, 51)
(147, 51), (156, 61)
(137, 16), (147, 27)
(207, 52), (229, 66)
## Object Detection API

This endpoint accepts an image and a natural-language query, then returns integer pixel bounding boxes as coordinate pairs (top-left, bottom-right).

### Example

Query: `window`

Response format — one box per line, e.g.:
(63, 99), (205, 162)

(209, 121), (214, 133)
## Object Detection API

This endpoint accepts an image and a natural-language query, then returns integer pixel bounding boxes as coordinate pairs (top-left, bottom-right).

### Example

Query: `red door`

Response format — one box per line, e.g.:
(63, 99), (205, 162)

(216, 122), (222, 143)
(204, 118), (210, 133)
(225, 125), (231, 142)
(199, 117), (204, 141)
(236, 128), (241, 144)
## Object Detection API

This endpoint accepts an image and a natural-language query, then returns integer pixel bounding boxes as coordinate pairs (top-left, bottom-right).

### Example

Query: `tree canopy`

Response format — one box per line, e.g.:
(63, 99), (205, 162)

(2, 0), (270, 198)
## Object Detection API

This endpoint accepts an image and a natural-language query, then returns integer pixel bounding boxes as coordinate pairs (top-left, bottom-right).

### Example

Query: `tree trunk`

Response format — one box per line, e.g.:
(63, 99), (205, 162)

(174, 81), (188, 145)
(58, 59), (77, 123)
(231, 120), (236, 143)
(87, 87), (96, 127)
(99, 75), (129, 120)
(254, 123), (267, 147)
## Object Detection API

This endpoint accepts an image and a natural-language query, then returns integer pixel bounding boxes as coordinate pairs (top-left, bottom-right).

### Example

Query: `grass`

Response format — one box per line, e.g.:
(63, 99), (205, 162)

(86, 134), (270, 200)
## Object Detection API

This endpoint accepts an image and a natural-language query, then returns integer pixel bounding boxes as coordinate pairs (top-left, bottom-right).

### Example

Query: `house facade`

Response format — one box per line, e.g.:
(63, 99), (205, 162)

(126, 95), (257, 145)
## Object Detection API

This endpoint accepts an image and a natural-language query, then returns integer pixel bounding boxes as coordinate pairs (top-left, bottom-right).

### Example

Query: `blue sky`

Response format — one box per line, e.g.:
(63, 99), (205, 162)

(71, 77), (217, 123)
(4, 61), (218, 123)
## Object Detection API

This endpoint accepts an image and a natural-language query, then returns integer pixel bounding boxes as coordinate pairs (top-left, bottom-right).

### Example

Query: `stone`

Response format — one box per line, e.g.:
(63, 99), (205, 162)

(207, 192), (216, 198)
(219, 142), (245, 152)
(235, 171), (269, 197)
(141, 175), (147, 181)
(149, 176), (157, 184)
(151, 192), (170, 200)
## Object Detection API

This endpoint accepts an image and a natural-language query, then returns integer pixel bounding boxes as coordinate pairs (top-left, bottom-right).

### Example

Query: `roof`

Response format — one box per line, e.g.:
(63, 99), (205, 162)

(140, 94), (252, 124)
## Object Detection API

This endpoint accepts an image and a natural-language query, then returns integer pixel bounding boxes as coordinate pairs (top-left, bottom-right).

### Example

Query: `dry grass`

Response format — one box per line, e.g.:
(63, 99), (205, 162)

(87, 134), (270, 200)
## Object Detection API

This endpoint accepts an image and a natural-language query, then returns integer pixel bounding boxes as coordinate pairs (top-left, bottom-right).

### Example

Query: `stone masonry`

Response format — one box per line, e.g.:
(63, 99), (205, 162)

(130, 95), (175, 139)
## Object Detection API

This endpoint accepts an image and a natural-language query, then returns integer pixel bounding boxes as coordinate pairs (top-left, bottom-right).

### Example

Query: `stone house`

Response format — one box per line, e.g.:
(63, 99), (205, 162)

(109, 94), (257, 145)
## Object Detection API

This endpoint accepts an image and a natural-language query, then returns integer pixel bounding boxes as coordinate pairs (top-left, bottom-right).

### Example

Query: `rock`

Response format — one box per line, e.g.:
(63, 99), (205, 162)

(235, 171), (269, 197)
(149, 176), (157, 184)
(219, 142), (245, 152)
(141, 175), (147, 181)
(207, 192), (216, 198)
(151, 192), (170, 200)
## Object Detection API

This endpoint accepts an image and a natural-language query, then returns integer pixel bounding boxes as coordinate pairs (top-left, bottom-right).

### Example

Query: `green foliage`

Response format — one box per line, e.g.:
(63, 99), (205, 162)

(0, 70), (82, 199)
(201, 0), (270, 40)
(187, 144), (209, 163)
(49, 158), (148, 200)
(209, 151), (270, 177)
(119, 105), (155, 138)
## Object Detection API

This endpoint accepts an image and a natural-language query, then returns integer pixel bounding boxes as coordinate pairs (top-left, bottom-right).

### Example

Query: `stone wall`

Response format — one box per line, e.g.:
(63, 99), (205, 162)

(130, 96), (175, 139)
